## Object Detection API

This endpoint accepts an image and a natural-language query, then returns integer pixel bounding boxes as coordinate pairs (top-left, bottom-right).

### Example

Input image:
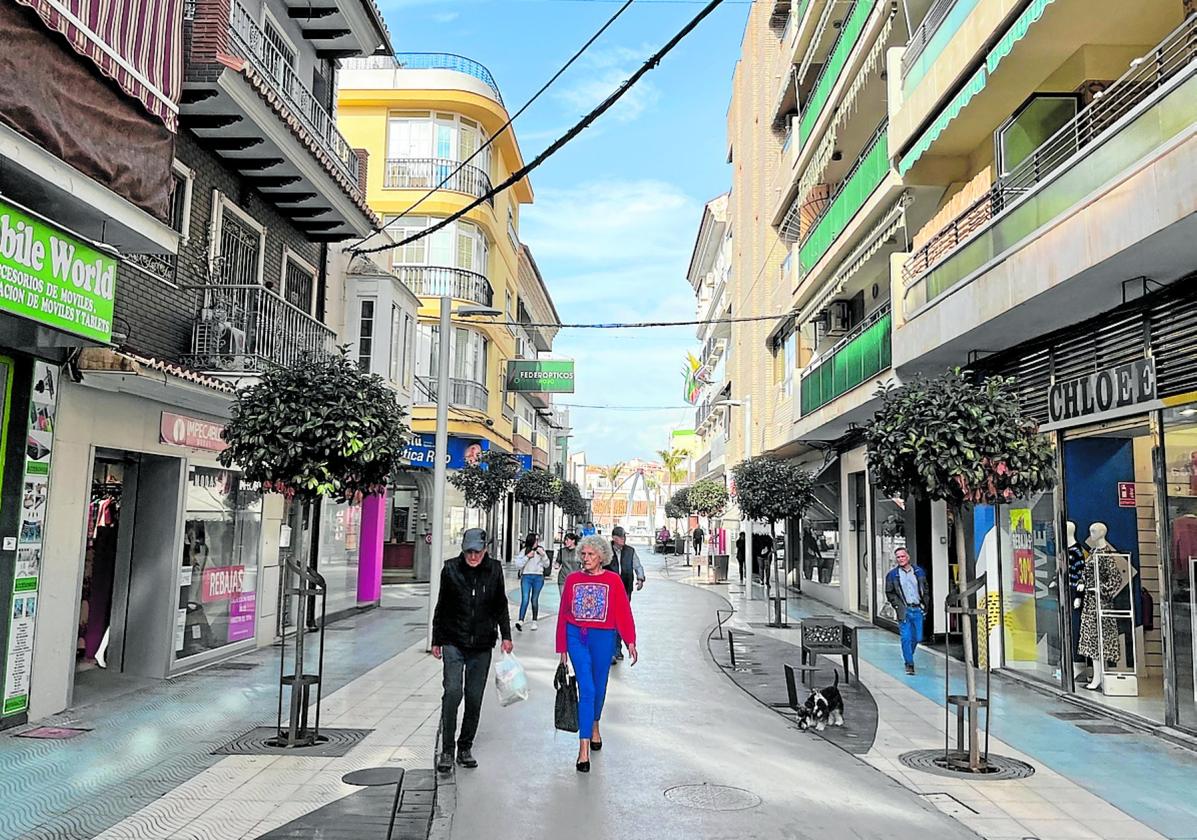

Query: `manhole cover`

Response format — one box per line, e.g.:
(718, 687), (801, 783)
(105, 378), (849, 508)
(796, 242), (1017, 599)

(664, 784), (761, 811)
(899, 750), (1035, 781)
(1050, 711), (1100, 720)
(214, 727), (371, 757)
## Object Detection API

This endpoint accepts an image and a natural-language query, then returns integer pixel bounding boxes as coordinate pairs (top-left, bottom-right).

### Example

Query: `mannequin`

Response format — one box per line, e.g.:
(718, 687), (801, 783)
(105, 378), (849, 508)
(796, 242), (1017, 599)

(1066, 522), (1088, 670)
(1077, 522), (1119, 690)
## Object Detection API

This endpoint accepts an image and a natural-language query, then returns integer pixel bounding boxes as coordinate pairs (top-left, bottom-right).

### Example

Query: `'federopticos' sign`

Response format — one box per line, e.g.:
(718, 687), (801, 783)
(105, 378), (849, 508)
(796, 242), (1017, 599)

(506, 359), (575, 393)
(0, 198), (117, 343)
(1046, 358), (1157, 427)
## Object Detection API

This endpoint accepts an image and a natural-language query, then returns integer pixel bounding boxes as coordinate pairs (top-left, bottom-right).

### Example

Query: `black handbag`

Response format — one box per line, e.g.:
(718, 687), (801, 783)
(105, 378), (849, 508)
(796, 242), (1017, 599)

(553, 662), (579, 733)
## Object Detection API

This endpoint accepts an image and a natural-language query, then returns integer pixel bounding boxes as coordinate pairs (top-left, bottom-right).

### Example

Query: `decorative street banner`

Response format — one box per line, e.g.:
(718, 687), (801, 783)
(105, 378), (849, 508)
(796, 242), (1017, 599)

(0, 199), (117, 344)
(4, 362), (58, 717)
(506, 359), (575, 393)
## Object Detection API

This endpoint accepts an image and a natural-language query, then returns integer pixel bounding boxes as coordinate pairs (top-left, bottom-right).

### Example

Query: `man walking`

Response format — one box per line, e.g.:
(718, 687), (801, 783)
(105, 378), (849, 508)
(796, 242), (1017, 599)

(432, 528), (513, 773)
(606, 526), (645, 663)
(692, 524), (705, 556)
(884, 547), (928, 675)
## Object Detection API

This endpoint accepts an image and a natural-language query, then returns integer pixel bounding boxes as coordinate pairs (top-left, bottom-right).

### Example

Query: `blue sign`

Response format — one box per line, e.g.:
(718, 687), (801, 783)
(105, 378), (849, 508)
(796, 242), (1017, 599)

(516, 454), (533, 472)
(400, 435), (491, 470)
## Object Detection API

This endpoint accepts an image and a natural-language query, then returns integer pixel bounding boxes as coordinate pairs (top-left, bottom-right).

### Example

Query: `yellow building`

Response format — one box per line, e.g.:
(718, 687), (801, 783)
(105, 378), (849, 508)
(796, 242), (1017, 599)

(337, 53), (534, 453)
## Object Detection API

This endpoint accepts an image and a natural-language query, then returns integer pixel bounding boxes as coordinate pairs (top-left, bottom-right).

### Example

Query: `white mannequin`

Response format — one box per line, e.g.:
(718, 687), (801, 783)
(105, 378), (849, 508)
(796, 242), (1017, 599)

(1082, 522), (1110, 690)
(1067, 521), (1077, 548)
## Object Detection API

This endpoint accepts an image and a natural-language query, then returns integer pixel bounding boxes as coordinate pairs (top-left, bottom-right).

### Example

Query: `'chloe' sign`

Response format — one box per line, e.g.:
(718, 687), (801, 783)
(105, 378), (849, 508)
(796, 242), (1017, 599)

(1047, 358), (1157, 426)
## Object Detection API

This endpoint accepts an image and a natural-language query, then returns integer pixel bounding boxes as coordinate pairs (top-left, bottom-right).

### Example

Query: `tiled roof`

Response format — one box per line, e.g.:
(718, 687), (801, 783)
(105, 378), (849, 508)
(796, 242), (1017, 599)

(78, 348), (236, 394)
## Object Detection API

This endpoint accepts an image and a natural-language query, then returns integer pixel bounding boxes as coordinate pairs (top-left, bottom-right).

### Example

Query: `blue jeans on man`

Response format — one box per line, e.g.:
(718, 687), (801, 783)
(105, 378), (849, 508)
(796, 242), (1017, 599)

(900, 606), (924, 667)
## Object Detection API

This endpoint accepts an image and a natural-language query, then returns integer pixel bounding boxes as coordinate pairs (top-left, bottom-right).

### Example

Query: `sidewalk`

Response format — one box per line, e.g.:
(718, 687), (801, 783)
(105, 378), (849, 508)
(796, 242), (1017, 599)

(678, 567), (1197, 840)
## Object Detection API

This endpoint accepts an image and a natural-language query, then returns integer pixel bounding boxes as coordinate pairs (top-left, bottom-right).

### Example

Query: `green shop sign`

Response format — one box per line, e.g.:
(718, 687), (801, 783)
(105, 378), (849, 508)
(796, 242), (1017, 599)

(506, 359), (575, 393)
(0, 198), (117, 343)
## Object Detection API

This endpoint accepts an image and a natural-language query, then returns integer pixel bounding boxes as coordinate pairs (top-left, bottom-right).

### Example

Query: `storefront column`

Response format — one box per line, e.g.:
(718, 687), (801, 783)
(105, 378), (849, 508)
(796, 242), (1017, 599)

(357, 494), (385, 606)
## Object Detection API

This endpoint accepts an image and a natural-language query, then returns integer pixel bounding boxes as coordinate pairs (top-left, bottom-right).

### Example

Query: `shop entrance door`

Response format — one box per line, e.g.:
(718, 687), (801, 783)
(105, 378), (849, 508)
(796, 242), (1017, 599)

(851, 472), (868, 614)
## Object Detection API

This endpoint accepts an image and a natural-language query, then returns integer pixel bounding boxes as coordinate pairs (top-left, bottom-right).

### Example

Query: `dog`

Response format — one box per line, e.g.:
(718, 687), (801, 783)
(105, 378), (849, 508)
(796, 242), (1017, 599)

(797, 672), (845, 732)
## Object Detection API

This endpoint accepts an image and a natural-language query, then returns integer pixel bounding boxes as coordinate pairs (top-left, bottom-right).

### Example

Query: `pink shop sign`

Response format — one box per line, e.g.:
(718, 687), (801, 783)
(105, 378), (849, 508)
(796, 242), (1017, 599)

(160, 412), (227, 452)
(227, 592), (256, 643)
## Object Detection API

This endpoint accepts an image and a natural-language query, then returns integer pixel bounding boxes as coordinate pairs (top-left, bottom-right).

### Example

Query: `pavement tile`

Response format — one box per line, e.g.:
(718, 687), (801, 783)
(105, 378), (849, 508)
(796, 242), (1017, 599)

(1016, 818), (1104, 839)
(955, 815), (1034, 838)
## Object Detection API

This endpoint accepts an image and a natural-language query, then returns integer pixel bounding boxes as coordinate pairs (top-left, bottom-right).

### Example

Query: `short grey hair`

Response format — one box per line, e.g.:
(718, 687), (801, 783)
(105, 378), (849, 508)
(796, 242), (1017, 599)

(578, 535), (612, 565)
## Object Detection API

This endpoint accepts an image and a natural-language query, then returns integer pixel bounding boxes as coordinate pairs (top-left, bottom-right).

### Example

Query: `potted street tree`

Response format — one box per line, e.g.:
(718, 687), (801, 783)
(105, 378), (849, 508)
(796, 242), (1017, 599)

(514, 467), (562, 534)
(864, 370), (1055, 771)
(687, 478), (729, 579)
(558, 480), (589, 529)
(451, 451), (521, 554)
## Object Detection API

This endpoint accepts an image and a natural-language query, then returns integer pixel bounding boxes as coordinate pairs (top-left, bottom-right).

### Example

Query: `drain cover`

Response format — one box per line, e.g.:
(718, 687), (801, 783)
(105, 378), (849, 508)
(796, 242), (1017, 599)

(664, 784), (761, 811)
(214, 726), (371, 757)
(899, 750), (1035, 781)
(1050, 711), (1100, 720)
(17, 726), (91, 740)
(1077, 724), (1131, 735)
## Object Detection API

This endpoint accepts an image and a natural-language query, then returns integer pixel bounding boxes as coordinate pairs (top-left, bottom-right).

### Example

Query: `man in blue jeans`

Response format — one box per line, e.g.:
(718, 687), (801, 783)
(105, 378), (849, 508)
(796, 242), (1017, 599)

(884, 547), (929, 675)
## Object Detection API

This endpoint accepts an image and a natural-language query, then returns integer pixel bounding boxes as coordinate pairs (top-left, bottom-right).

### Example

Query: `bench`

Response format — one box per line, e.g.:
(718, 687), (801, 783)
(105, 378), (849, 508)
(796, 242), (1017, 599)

(799, 617), (859, 685)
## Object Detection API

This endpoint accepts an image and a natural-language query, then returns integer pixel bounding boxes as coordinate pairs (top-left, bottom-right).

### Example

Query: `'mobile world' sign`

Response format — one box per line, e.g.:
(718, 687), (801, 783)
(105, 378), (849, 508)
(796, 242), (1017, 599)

(1046, 358), (1157, 427)
(0, 199), (117, 343)
(506, 359), (575, 394)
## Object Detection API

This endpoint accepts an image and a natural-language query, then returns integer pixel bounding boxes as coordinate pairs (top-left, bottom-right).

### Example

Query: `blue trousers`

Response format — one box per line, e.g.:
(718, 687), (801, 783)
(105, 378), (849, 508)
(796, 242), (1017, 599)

(566, 624), (617, 741)
(900, 607), (924, 666)
(519, 574), (545, 621)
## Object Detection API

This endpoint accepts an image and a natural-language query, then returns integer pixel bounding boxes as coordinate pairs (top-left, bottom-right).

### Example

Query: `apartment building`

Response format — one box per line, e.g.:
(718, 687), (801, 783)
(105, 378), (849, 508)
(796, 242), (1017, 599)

(689, 194), (733, 488)
(1, 0), (392, 726)
(337, 54), (568, 568)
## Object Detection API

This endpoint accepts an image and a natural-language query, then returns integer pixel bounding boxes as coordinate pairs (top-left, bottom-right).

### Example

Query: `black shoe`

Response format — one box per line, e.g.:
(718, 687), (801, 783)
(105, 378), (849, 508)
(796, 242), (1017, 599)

(591, 739), (603, 751)
(616, 652), (625, 661)
(905, 663), (915, 675)
(576, 760), (590, 773)
(456, 748), (477, 768)
(437, 751), (454, 773)
(611, 656), (619, 666)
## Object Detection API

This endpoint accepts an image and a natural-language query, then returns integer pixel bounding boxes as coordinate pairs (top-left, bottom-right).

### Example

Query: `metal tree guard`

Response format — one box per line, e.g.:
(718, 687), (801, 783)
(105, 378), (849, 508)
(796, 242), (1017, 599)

(273, 557), (329, 748)
(943, 574), (992, 772)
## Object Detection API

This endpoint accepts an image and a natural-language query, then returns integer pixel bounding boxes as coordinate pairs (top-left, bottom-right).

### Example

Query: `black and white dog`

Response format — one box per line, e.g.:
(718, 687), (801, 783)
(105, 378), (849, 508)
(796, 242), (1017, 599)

(797, 672), (845, 732)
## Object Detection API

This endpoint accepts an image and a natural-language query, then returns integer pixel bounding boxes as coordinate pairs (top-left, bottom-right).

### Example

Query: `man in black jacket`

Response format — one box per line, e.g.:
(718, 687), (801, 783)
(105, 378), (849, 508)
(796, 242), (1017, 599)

(606, 526), (645, 663)
(431, 528), (512, 773)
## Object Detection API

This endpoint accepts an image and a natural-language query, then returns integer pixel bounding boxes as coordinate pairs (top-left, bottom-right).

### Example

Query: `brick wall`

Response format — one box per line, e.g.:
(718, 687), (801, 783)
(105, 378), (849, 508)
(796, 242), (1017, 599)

(115, 129), (322, 362)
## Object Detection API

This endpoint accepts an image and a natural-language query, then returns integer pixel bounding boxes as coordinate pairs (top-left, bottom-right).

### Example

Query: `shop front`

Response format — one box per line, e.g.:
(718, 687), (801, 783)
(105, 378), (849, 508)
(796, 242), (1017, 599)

(973, 281), (1197, 733)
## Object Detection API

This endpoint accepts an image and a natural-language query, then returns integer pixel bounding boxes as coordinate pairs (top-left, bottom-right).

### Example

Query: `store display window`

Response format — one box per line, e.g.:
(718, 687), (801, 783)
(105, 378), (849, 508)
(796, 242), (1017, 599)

(994, 490), (1061, 683)
(873, 493), (914, 624)
(801, 472), (841, 587)
(318, 500), (362, 617)
(177, 467), (262, 660)
(1162, 403), (1197, 729)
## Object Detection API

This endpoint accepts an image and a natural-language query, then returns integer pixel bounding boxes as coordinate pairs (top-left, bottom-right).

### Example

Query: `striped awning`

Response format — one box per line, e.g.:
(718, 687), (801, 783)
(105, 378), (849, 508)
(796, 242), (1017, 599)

(16, 0), (182, 131)
(987, 0), (1056, 74)
(898, 66), (986, 176)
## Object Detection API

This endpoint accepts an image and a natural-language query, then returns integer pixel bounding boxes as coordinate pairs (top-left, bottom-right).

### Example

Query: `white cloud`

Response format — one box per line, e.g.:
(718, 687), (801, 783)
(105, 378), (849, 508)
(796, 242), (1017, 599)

(431, 10), (460, 23)
(553, 44), (660, 124)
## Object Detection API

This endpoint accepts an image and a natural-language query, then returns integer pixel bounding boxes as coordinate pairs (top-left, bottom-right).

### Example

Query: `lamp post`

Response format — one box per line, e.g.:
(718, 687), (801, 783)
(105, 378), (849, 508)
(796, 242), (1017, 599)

(426, 298), (502, 651)
(715, 397), (753, 599)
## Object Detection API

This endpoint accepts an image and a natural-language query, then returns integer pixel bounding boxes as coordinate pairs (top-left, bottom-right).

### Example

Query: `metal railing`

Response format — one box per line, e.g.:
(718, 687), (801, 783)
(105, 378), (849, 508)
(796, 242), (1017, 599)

(187, 284), (335, 373)
(901, 0), (958, 77)
(226, 1), (360, 186)
(394, 53), (504, 105)
(701, 335), (726, 367)
(903, 16), (1197, 287)
(383, 158), (493, 203)
(415, 376), (489, 412)
(123, 252), (178, 285)
(799, 302), (892, 415)
(392, 265), (494, 307)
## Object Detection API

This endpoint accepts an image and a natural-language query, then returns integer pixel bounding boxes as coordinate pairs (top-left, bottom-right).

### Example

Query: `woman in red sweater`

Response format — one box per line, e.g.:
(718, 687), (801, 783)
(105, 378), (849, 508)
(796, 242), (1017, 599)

(557, 534), (637, 772)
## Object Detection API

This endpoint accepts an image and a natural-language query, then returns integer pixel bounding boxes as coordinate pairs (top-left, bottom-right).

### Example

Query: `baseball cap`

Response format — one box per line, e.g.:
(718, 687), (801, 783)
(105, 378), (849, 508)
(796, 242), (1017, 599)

(611, 526), (626, 538)
(461, 528), (487, 552)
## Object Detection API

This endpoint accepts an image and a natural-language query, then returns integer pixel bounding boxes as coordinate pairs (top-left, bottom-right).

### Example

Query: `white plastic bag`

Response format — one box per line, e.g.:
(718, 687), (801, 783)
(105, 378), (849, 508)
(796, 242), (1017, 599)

(493, 652), (529, 707)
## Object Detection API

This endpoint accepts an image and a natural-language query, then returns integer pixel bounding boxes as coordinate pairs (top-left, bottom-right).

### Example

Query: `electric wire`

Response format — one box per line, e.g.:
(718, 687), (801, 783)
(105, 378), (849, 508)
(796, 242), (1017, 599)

(351, 0), (728, 256)
(462, 311), (787, 329)
(358, 0), (636, 244)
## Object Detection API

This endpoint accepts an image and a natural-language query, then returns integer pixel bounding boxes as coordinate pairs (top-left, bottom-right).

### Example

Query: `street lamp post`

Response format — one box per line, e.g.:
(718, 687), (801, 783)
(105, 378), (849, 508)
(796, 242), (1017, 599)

(715, 397), (753, 600)
(426, 298), (502, 651)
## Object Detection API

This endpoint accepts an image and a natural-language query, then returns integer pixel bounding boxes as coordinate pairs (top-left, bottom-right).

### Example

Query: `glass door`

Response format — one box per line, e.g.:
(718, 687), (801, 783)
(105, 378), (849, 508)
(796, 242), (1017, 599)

(1161, 403), (1197, 730)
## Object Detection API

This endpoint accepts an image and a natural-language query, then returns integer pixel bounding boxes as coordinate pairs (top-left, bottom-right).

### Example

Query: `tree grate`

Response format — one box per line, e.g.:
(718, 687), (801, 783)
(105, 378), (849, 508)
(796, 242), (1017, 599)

(213, 726), (371, 757)
(899, 749), (1035, 781)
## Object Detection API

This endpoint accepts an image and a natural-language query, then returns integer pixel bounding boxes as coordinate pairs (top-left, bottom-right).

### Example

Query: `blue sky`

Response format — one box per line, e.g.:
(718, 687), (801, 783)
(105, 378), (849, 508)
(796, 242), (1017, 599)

(379, 0), (749, 464)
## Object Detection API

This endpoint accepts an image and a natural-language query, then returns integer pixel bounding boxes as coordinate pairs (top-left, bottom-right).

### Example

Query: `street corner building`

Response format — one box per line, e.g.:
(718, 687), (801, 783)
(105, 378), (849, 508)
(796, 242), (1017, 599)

(0, 0), (408, 729)
(695, 0), (1197, 736)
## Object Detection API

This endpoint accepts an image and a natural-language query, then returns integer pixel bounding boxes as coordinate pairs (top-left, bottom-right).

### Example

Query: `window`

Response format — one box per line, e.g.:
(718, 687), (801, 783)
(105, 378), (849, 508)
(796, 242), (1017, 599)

(262, 10), (296, 73)
(386, 112), (490, 173)
(358, 300), (376, 372)
(281, 248), (317, 314)
(402, 313), (415, 386)
(211, 191), (265, 285)
(772, 326), (797, 397)
(507, 207), (519, 247)
(996, 94), (1079, 177)
(416, 325), (489, 386)
(170, 160), (193, 242)
(389, 305), (401, 383)
(383, 216), (488, 274)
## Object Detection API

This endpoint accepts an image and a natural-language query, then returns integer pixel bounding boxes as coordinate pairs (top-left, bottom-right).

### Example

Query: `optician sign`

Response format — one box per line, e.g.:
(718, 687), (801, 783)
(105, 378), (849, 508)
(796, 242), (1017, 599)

(1044, 358), (1159, 430)
(506, 359), (575, 393)
(0, 198), (117, 344)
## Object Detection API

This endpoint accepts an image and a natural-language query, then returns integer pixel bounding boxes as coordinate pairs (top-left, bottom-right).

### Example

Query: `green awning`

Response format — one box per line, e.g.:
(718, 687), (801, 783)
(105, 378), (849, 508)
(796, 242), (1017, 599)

(898, 67), (987, 176)
(987, 0), (1056, 74)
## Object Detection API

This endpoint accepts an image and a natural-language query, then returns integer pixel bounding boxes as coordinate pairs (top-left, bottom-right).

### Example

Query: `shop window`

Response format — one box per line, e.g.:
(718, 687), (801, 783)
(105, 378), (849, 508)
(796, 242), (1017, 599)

(1163, 403), (1197, 729)
(996, 94), (1079, 177)
(802, 468), (841, 587)
(358, 299), (376, 372)
(318, 500), (362, 617)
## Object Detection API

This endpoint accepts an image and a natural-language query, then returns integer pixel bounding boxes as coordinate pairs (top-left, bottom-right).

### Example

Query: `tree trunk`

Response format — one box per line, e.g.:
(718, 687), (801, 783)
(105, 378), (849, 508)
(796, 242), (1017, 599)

(306, 496), (323, 632)
(952, 503), (982, 771)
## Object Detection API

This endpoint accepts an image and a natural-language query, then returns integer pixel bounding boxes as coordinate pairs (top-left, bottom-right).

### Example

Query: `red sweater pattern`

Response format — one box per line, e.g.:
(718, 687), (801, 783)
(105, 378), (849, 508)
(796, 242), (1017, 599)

(556, 570), (637, 653)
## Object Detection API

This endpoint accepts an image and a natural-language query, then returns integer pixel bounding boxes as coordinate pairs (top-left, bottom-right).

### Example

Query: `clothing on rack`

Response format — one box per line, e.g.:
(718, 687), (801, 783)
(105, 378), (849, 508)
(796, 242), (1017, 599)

(1171, 514), (1197, 580)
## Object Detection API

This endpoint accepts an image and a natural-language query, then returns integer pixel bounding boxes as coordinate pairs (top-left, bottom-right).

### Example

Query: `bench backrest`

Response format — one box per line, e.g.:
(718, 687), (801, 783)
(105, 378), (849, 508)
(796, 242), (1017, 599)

(801, 617), (854, 651)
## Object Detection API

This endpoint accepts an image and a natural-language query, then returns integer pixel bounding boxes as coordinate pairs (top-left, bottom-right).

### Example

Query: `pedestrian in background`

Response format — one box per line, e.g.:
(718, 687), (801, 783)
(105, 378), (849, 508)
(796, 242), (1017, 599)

(516, 532), (549, 632)
(431, 529), (513, 773)
(557, 535), (638, 773)
(736, 531), (746, 583)
(557, 531), (581, 587)
(606, 525), (645, 663)
(884, 547), (928, 675)
(692, 524), (704, 556)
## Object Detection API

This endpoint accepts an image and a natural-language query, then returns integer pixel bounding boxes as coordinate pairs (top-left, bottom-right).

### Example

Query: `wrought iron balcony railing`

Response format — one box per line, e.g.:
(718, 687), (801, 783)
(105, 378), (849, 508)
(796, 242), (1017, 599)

(392, 265), (494, 307)
(227, 1), (360, 186)
(123, 252), (178, 285)
(187, 284), (335, 373)
(415, 376), (489, 413)
(394, 53), (504, 105)
(383, 158), (493, 203)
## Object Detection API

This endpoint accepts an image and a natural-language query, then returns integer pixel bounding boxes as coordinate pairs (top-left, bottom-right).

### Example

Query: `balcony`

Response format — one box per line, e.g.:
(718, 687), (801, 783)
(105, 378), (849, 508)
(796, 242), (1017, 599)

(798, 0), (876, 147)
(123, 252), (178, 286)
(394, 53), (504, 105)
(799, 122), (889, 276)
(902, 16), (1197, 316)
(392, 265), (494, 307)
(187, 284), (335, 374)
(799, 303), (891, 416)
(384, 158), (493, 204)
(415, 376), (489, 413)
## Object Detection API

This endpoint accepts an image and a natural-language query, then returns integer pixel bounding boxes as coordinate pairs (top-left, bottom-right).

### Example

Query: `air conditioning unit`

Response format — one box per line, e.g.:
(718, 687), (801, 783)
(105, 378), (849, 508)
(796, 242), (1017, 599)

(826, 301), (850, 336)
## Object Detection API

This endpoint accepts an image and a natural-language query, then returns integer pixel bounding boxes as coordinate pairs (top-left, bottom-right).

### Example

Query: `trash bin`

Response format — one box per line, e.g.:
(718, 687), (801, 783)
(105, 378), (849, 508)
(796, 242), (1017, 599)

(712, 554), (729, 582)
(674, 536), (686, 555)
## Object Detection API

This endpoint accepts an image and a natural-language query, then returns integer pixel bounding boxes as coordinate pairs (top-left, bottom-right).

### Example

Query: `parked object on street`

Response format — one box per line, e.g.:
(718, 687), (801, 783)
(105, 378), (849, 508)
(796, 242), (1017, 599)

(799, 617), (859, 686)
(493, 653), (529, 707)
(558, 535), (638, 772)
(431, 528), (513, 773)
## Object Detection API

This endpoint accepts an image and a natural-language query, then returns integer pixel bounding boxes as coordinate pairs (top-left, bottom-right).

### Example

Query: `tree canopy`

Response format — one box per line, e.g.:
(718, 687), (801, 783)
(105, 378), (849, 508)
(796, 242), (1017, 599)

(219, 351), (410, 503)
(557, 480), (589, 518)
(864, 370), (1057, 508)
(450, 451), (521, 510)
(514, 467), (562, 507)
(732, 456), (814, 526)
(687, 478), (728, 519)
(665, 486), (691, 521)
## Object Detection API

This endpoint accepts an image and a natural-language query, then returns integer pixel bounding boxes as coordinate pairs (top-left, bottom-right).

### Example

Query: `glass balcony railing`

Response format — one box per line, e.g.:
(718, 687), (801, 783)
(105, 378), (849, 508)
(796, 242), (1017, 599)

(799, 302), (891, 416)
(799, 122), (888, 275)
(798, 0), (876, 146)
(903, 16), (1197, 316)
